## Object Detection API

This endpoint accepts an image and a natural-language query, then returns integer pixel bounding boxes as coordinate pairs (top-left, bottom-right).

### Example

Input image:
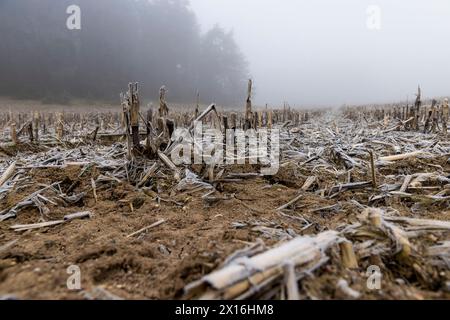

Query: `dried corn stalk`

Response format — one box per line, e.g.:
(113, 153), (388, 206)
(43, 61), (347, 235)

(184, 230), (341, 300)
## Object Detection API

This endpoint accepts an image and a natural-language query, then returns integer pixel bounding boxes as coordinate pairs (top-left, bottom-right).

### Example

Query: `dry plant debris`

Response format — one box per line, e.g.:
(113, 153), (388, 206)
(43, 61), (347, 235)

(0, 86), (449, 300)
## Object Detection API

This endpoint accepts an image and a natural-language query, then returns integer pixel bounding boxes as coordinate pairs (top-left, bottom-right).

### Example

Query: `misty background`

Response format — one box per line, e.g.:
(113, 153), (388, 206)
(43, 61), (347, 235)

(0, 0), (248, 105)
(190, 0), (450, 106)
(1, 0), (449, 107)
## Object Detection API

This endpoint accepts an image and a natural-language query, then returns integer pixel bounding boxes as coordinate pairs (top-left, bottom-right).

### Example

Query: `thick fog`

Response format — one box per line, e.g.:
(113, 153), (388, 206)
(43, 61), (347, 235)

(0, 0), (248, 105)
(190, 0), (450, 106)
(1, 0), (449, 107)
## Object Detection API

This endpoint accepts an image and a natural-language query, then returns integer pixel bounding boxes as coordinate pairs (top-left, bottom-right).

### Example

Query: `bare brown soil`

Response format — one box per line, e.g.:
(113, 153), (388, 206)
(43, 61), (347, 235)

(0, 162), (448, 299)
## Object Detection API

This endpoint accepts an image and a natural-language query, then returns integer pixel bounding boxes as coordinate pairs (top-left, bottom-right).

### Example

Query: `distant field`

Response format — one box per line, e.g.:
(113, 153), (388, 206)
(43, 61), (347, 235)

(0, 98), (215, 113)
(0, 97), (321, 113)
(0, 98), (448, 299)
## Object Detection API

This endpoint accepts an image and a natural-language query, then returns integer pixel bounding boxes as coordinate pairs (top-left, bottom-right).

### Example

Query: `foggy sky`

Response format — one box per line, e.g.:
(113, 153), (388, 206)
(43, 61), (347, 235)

(189, 0), (450, 106)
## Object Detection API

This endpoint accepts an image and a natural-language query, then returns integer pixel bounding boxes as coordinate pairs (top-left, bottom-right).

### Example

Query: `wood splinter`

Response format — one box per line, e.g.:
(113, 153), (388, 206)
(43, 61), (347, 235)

(0, 161), (16, 188)
(339, 240), (358, 269)
(368, 149), (377, 188)
(126, 219), (166, 238)
(283, 261), (300, 300)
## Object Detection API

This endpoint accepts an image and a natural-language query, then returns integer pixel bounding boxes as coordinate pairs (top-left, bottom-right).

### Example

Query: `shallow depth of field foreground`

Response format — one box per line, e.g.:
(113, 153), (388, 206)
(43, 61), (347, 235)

(1, 0), (450, 302)
(0, 89), (449, 300)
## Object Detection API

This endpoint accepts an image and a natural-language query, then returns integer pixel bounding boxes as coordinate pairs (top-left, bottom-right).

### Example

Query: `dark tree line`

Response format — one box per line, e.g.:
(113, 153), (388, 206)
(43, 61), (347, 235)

(0, 0), (248, 105)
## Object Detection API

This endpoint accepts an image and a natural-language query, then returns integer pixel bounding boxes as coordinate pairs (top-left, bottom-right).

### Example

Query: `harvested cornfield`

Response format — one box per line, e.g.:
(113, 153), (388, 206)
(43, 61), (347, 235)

(0, 85), (449, 300)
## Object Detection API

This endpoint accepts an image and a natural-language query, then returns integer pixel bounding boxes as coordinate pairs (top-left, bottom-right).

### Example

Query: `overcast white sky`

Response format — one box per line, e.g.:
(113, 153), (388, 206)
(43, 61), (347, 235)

(189, 0), (450, 106)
